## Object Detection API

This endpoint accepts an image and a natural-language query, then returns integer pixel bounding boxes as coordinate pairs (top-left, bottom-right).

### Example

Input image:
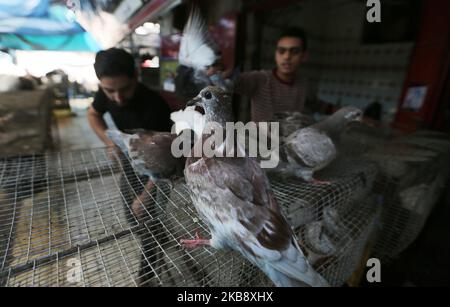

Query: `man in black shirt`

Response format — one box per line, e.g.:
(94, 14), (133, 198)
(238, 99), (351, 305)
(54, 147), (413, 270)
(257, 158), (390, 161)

(88, 48), (171, 286)
(88, 48), (171, 144)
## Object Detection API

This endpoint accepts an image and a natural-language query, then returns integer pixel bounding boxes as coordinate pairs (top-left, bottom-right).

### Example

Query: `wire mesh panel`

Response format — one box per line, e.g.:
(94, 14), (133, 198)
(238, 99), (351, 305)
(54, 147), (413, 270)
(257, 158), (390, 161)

(368, 132), (450, 262)
(338, 122), (392, 157)
(297, 196), (379, 286)
(269, 157), (380, 286)
(270, 157), (378, 228)
(0, 148), (270, 287)
(0, 148), (380, 287)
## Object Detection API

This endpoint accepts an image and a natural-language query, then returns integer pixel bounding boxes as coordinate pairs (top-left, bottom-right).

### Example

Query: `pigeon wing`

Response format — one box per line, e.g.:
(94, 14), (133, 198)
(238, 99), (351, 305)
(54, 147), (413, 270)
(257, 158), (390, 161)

(178, 7), (218, 70)
(107, 129), (179, 179)
(128, 131), (180, 178)
(284, 127), (336, 171)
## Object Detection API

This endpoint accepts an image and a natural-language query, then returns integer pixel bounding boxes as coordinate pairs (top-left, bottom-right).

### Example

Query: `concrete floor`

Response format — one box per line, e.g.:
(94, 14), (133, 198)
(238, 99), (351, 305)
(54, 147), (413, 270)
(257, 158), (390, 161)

(51, 99), (115, 151)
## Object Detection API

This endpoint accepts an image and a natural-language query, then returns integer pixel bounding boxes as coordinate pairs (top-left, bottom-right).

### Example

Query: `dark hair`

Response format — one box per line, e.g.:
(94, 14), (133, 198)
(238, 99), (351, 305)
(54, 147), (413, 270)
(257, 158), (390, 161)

(278, 27), (308, 51)
(94, 48), (136, 79)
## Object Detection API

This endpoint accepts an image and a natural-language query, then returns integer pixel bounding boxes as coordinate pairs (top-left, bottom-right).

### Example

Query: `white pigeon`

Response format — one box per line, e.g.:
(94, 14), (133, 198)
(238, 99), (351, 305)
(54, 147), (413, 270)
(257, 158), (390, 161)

(181, 86), (329, 287)
(176, 7), (235, 97)
(179, 7), (218, 72)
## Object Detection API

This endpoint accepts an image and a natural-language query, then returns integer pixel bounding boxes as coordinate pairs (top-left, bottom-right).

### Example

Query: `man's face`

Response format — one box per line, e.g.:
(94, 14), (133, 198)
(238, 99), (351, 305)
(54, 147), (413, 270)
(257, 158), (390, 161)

(275, 37), (306, 75)
(99, 75), (137, 106)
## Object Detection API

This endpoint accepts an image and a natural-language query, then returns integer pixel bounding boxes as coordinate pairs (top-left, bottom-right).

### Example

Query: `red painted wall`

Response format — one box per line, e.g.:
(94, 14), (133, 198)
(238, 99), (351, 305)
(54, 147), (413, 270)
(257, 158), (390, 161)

(394, 0), (450, 131)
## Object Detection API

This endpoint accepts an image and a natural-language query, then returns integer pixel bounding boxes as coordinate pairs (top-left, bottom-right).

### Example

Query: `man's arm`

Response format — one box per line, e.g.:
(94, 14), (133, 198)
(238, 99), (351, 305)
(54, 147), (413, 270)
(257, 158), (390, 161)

(87, 106), (115, 147)
(206, 67), (267, 98)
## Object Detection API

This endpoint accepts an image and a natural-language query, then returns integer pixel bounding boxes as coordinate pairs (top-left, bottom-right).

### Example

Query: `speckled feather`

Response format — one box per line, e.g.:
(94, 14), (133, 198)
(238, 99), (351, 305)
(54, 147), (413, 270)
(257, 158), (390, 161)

(106, 129), (184, 181)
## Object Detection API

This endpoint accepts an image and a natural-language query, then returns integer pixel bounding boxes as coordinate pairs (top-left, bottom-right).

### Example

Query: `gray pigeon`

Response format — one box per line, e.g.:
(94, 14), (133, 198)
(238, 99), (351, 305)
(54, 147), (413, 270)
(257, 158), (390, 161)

(273, 111), (316, 140)
(181, 86), (328, 287)
(276, 106), (363, 183)
(106, 129), (186, 184)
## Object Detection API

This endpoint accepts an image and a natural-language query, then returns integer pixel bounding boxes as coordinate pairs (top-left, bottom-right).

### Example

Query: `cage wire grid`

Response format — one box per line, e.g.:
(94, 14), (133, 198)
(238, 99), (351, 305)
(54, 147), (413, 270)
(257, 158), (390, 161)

(310, 126), (450, 266)
(269, 157), (380, 286)
(0, 147), (380, 287)
(365, 132), (450, 263)
(370, 154), (450, 262)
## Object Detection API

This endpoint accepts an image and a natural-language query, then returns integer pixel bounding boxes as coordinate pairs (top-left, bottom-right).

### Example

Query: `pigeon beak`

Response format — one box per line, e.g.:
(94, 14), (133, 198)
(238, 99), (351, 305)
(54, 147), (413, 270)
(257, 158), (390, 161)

(187, 96), (202, 107)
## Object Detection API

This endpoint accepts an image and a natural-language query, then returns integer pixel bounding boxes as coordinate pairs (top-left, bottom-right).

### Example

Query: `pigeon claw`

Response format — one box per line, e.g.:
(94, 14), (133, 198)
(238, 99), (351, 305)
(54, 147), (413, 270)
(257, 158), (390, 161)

(180, 231), (211, 249)
(311, 178), (331, 185)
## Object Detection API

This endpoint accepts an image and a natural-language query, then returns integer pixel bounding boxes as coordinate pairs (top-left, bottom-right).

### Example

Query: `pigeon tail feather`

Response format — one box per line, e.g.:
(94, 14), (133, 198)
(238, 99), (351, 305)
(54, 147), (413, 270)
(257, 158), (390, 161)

(179, 7), (218, 70)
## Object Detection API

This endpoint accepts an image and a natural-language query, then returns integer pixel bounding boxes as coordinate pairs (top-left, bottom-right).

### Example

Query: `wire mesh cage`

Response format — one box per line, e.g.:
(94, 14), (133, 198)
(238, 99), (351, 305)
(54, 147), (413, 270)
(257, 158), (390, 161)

(0, 148), (381, 287)
(367, 132), (450, 262)
(338, 121), (392, 157)
(297, 196), (379, 286)
(0, 148), (269, 287)
(269, 157), (380, 286)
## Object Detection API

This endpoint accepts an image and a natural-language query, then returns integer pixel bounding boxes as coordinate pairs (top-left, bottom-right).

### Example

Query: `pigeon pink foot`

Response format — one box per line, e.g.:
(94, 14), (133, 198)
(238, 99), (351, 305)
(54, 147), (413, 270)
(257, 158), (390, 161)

(311, 178), (332, 185)
(180, 231), (211, 249)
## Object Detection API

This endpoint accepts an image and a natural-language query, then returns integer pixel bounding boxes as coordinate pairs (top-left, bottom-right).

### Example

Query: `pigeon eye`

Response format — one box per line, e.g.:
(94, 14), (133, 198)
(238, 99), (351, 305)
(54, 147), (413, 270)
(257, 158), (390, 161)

(203, 91), (212, 99)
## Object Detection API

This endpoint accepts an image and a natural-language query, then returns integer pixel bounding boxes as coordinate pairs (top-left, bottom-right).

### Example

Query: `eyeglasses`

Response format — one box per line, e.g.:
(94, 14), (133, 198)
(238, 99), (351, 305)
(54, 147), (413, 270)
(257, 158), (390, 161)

(276, 47), (303, 55)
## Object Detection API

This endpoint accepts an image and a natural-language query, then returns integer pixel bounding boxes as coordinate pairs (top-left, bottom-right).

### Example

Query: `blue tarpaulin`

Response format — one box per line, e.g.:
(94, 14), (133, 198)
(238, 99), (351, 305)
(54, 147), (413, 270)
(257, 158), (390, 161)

(0, 0), (101, 51)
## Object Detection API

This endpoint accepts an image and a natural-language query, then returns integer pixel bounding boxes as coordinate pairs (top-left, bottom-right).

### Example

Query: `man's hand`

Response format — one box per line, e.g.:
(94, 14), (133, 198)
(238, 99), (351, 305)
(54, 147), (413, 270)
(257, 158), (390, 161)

(220, 68), (233, 79)
(106, 144), (121, 168)
(205, 65), (221, 77)
(131, 197), (146, 220)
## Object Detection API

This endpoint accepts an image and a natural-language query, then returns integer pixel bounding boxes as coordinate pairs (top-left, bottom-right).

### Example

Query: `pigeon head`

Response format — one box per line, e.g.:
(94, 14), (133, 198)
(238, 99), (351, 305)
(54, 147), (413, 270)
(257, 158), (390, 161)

(317, 106), (363, 139)
(336, 106), (363, 123)
(187, 86), (233, 126)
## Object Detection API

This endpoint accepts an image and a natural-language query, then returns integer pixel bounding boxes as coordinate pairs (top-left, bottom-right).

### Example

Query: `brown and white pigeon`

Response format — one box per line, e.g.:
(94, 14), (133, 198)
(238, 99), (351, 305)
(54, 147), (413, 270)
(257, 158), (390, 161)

(275, 106), (363, 183)
(181, 86), (328, 287)
(106, 129), (187, 184)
